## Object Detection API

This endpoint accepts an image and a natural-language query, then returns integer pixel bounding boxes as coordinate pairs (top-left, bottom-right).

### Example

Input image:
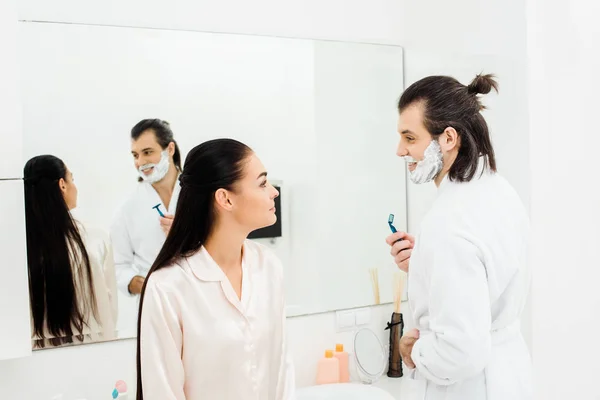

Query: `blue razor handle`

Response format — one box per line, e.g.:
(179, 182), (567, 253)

(388, 214), (403, 243)
(152, 204), (165, 217)
(388, 213), (398, 233)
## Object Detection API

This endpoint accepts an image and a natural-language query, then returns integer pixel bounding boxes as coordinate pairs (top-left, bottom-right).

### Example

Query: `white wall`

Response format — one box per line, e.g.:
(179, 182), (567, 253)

(0, 0), (23, 178)
(1, 0), (531, 398)
(17, 0), (404, 46)
(0, 0), (31, 361)
(528, 1), (600, 399)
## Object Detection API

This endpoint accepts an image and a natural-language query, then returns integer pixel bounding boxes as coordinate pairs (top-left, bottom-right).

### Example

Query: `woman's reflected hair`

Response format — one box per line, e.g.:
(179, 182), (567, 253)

(23, 155), (97, 348)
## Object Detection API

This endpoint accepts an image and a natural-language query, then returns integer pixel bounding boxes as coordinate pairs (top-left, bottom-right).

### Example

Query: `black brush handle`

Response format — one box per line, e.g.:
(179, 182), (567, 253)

(386, 312), (404, 378)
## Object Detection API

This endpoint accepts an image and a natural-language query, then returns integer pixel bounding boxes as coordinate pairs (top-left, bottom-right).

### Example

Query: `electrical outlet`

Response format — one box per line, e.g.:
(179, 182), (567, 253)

(355, 307), (371, 325)
(335, 310), (356, 331)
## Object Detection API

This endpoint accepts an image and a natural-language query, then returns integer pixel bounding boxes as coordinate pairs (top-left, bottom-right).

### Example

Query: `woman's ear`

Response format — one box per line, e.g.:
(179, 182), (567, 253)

(58, 178), (67, 194)
(214, 188), (234, 211)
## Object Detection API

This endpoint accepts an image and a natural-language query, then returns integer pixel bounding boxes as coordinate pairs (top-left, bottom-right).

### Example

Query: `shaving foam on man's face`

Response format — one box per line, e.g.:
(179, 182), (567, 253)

(404, 139), (443, 184)
(138, 149), (170, 184)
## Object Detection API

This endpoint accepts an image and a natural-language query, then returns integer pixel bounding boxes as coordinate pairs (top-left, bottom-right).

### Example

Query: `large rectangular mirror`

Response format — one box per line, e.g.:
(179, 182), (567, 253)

(19, 21), (406, 348)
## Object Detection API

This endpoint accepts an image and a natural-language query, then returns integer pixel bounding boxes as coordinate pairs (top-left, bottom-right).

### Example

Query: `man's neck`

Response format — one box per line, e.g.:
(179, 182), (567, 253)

(434, 170), (447, 187)
(151, 165), (178, 209)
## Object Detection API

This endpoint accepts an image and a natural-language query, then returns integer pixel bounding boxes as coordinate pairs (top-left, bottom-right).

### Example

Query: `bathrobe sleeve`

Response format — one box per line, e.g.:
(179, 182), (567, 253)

(411, 230), (492, 386)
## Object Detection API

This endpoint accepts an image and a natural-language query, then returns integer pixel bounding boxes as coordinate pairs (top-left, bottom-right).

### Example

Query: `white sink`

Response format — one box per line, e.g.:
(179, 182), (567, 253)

(295, 383), (395, 400)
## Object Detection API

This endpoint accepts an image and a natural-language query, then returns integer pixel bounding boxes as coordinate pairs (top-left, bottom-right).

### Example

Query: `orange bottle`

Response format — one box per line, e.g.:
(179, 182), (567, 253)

(316, 350), (340, 385)
(334, 344), (350, 382)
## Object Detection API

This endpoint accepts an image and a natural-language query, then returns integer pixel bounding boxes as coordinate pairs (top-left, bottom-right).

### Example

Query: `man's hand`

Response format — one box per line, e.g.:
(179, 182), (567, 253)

(159, 214), (174, 236)
(128, 275), (146, 295)
(386, 231), (415, 273)
(400, 328), (420, 368)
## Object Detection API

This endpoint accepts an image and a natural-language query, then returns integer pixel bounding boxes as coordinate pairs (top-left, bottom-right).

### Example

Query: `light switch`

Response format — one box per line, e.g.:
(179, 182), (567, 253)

(355, 307), (371, 325)
(336, 310), (356, 331)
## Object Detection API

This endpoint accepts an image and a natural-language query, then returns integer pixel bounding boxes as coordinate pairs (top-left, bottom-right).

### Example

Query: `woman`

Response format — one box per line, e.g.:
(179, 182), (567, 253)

(386, 74), (532, 399)
(24, 155), (117, 349)
(136, 139), (294, 400)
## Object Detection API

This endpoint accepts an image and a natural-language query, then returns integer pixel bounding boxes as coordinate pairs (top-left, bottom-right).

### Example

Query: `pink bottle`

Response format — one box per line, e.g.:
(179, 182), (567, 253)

(334, 344), (350, 382)
(316, 350), (340, 385)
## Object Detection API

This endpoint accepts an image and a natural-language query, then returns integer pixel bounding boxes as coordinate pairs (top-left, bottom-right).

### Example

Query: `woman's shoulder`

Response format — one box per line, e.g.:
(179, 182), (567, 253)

(145, 258), (191, 295)
(78, 222), (110, 246)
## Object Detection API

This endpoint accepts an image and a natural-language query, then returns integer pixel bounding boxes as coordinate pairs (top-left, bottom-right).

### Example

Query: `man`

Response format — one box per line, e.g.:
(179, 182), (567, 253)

(385, 74), (532, 399)
(110, 119), (182, 295)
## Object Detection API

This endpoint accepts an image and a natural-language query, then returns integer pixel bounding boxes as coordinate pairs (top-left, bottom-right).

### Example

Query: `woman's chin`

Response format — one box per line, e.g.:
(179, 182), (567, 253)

(263, 217), (276, 228)
(257, 215), (277, 230)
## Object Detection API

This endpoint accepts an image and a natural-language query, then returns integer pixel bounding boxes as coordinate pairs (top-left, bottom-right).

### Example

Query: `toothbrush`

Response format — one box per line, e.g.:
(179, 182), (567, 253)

(152, 204), (165, 217)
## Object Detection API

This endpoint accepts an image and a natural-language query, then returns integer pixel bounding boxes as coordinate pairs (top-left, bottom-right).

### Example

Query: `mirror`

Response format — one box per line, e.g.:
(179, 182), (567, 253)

(18, 21), (406, 348)
(353, 328), (387, 383)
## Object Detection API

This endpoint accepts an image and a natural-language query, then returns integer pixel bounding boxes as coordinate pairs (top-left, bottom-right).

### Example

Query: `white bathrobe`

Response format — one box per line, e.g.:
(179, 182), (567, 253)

(139, 240), (294, 400)
(110, 180), (180, 295)
(402, 166), (533, 400)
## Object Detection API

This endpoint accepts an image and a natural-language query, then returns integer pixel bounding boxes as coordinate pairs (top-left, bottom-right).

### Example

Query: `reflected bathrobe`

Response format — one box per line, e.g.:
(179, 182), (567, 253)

(402, 166), (533, 400)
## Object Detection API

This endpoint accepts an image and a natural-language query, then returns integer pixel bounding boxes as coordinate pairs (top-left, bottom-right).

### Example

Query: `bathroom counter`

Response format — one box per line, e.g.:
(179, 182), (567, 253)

(294, 376), (403, 399)
(372, 376), (403, 400)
